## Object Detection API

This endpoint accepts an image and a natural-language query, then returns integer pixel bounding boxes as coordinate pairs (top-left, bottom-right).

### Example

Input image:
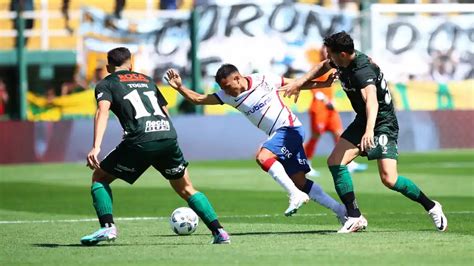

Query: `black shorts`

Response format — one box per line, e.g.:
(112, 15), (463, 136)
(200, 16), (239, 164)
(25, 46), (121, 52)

(100, 138), (189, 184)
(341, 119), (399, 160)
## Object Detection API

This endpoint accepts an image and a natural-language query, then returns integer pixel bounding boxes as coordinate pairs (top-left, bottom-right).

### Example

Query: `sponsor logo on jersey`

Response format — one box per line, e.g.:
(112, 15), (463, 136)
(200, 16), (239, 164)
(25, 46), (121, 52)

(118, 73), (149, 82)
(127, 83), (149, 88)
(97, 92), (103, 99)
(165, 163), (186, 175)
(244, 97), (271, 116)
(145, 120), (170, 132)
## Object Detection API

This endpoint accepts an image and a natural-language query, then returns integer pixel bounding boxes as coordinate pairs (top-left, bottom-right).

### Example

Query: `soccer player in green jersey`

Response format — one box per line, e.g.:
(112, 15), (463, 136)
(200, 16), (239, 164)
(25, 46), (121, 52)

(81, 47), (230, 245)
(283, 31), (447, 233)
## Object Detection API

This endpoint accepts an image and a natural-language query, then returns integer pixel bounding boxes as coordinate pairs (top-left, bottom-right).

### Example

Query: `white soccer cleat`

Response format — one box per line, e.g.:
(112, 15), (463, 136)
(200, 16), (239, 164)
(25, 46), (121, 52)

(284, 191), (310, 216)
(80, 224), (118, 246)
(307, 168), (321, 178)
(337, 215), (368, 233)
(428, 201), (448, 232)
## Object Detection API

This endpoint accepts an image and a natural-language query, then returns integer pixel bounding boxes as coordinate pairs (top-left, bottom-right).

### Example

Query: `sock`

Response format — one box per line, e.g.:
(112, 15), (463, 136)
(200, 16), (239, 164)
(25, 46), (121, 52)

(98, 214), (114, 228)
(187, 192), (220, 233)
(260, 158), (300, 196)
(391, 176), (435, 211)
(91, 181), (114, 227)
(304, 138), (318, 159)
(329, 165), (361, 217)
(302, 179), (344, 215)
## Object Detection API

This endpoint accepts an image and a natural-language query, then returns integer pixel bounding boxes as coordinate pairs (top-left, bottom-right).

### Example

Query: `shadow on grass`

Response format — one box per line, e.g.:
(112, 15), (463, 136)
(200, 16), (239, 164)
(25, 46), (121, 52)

(32, 242), (206, 248)
(155, 229), (337, 238)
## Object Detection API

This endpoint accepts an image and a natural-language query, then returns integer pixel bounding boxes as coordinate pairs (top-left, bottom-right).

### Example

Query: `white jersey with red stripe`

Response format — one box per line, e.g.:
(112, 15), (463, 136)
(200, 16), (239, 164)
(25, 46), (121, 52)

(213, 73), (302, 136)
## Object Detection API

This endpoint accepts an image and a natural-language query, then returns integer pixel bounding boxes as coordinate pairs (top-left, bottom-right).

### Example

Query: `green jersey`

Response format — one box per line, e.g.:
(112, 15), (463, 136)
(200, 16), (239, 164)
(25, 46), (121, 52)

(331, 51), (399, 139)
(95, 70), (177, 144)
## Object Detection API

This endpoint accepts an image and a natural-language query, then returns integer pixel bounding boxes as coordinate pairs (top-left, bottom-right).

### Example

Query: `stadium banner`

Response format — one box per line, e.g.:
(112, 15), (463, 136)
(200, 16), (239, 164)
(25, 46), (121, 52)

(2, 110), (474, 164)
(77, 3), (357, 85)
(370, 5), (474, 82)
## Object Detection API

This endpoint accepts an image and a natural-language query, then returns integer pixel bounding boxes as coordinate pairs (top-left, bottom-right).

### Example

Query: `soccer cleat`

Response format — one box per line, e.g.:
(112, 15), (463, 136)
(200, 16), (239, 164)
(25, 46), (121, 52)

(428, 201), (448, 232)
(212, 229), (231, 244)
(80, 225), (117, 246)
(337, 215), (368, 233)
(347, 162), (368, 173)
(307, 168), (321, 178)
(284, 191), (310, 216)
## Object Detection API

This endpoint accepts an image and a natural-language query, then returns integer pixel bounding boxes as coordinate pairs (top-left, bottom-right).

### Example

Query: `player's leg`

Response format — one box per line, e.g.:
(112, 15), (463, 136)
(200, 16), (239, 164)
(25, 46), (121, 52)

(156, 138), (230, 243)
(290, 171), (346, 223)
(80, 168), (118, 246)
(81, 143), (149, 245)
(328, 111), (367, 174)
(377, 158), (447, 231)
(327, 137), (367, 233)
(256, 147), (309, 216)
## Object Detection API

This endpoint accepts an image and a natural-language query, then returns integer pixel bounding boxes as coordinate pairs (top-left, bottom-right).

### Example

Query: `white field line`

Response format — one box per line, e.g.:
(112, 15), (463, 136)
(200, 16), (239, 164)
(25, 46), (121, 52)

(0, 211), (473, 225)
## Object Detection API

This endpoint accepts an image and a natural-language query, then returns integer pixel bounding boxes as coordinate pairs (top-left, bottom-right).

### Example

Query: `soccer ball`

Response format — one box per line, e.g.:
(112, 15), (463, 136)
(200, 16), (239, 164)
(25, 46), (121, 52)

(169, 207), (199, 235)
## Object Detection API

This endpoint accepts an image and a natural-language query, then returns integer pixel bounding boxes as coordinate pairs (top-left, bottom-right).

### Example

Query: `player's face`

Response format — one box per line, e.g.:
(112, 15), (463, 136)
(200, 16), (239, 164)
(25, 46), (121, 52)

(326, 47), (344, 67)
(218, 72), (243, 97)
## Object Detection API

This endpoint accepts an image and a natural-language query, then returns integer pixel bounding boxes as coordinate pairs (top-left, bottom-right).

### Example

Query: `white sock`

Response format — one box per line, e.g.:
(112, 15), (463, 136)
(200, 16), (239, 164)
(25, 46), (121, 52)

(268, 160), (300, 196)
(308, 182), (345, 215)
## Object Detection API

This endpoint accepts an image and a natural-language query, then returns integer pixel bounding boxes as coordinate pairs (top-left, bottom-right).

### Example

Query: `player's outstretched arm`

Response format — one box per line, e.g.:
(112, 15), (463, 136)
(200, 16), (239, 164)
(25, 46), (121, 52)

(282, 60), (333, 102)
(360, 84), (378, 152)
(87, 100), (110, 170)
(165, 69), (220, 105)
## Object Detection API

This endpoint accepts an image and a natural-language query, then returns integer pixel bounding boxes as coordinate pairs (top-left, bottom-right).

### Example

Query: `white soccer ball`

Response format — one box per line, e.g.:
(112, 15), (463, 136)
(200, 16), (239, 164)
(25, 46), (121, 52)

(169, 207), (199, 235)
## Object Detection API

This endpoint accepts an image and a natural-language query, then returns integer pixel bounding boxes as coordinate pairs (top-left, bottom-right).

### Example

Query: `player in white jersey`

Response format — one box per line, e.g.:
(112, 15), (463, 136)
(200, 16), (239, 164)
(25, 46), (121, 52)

(165, 64), (347, 223)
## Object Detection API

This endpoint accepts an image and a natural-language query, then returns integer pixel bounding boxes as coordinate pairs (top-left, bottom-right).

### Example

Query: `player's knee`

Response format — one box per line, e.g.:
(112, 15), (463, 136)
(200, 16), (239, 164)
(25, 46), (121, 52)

(255, 153), (268, 167)
(327, 154), (337, 166)
(92, 169), (109, 184)
(380, 174), (396, 188)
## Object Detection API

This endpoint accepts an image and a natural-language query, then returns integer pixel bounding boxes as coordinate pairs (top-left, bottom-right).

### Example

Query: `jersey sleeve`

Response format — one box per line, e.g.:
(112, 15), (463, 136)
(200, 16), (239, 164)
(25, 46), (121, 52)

(213, 90), (228, 105)
(264, 73), (284, 89)
(353, 67), (377, 90)
(155, 86), (168, 106)
(94, 80), (113, 103)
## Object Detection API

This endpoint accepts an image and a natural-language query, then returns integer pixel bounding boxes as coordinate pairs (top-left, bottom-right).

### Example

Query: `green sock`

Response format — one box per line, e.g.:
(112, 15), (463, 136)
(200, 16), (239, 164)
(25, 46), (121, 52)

(91, 181), (113, 217)
(329, 165), (361, 217)
(187, 192), (218, 227)
(329, 165), (354, 197)
(391, 176), (421, 201)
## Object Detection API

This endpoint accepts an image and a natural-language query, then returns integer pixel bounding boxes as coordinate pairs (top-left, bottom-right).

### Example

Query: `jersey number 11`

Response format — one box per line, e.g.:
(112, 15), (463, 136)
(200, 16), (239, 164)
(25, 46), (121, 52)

(123, 89), (166, 119)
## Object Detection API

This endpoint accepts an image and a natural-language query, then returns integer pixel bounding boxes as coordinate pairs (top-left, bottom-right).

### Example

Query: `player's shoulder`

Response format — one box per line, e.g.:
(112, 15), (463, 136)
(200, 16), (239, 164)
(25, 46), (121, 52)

(353, 51), (372, 70)
(95, 77), (112, 91)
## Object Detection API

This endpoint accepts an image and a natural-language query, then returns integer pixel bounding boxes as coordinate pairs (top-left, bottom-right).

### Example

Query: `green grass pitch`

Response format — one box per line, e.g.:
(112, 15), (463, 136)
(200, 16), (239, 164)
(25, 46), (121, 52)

(1, 150), (473, 265)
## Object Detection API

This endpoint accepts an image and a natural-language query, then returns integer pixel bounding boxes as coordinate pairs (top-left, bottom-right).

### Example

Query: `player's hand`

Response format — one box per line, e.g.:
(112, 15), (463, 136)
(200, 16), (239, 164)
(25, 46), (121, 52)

(164, 69), (182, 90)
(86, 147), (101, 170)
(282, 82), (302, 103)
(360, 131), (375, 152)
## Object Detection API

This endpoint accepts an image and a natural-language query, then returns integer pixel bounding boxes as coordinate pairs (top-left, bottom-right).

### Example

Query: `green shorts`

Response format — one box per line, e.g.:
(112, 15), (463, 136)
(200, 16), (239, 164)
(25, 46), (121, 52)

(100, 138), (189, 184)
(341, 119), (399, 161)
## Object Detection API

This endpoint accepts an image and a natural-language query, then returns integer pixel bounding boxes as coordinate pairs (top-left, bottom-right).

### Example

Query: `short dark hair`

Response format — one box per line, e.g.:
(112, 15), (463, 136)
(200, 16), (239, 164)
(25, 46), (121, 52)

(107, 47), (131, 66)
(215, 64), (239, 84)
(323, 31), (354, 54)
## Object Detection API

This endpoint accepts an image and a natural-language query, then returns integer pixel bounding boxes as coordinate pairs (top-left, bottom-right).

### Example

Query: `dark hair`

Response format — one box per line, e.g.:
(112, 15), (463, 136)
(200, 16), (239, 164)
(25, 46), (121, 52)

(107, 47), (131, 66)
(323, 31), (354, 54)
(215, 64), (239, 84)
